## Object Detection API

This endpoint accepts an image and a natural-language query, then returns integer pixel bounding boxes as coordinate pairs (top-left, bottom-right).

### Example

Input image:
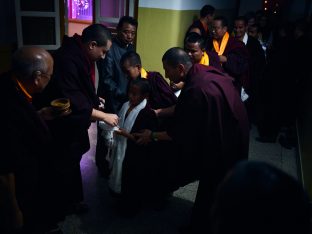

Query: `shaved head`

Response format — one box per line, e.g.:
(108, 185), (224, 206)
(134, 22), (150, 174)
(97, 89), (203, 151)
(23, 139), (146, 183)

(12, 46), (53, 81)
(162, 47), (192, 70)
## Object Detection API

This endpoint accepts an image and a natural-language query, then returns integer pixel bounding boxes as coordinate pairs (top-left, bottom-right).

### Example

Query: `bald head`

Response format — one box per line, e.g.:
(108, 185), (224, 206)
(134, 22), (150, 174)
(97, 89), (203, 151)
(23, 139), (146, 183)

(162, 47), (193, 83)
(162, 47), (192, 70)
(12, 47), (53, 94)
(12, 46), (53, 81)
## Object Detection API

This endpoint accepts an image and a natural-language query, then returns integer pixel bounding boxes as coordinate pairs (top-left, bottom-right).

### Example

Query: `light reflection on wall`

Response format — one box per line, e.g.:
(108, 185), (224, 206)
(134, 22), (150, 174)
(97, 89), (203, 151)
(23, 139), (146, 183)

(68, 0), (92, 21)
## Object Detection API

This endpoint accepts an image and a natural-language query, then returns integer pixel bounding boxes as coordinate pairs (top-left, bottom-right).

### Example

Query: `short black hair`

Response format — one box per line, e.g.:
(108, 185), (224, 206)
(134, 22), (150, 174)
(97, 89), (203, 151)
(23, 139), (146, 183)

(129, 78), (150, 96)
(162, 47), (193, 69)
(117, 16), (138, 29)
(214, 16), (228, 28)
(184, 32), (206, 50)
(200, 5), (215, 18)
(81, 24), (112, 47)
(235, 16), (248, 26)
(120, 51), (141, 67)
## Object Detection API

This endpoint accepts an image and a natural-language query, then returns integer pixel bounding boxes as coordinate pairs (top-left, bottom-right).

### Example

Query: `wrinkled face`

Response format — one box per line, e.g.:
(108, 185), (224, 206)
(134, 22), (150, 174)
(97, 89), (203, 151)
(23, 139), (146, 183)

(118, 23), (137, 45)
(234, 20), (247, 39)
(184, 42), (204, 64)
(88, 40), (112, 61)
(212, 20), (227, 40)
(163, 61), (182, 84)
(37, 56), (53, 92)
(121, 60), (141, 80)
(128, 84), (145, 107)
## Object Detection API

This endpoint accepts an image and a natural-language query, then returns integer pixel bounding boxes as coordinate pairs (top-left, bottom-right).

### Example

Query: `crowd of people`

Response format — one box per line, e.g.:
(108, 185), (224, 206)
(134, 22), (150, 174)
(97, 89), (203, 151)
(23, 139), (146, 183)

(1, 4), (312, 234)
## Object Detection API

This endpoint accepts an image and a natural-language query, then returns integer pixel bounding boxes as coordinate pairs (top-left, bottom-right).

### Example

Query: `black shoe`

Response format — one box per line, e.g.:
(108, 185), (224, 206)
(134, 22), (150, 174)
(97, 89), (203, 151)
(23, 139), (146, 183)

(256, 136), (276, 143)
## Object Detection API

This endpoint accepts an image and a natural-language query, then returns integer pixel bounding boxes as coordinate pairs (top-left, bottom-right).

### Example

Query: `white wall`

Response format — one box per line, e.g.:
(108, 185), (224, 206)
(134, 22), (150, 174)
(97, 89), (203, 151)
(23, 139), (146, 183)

(138, 0), (235, 10)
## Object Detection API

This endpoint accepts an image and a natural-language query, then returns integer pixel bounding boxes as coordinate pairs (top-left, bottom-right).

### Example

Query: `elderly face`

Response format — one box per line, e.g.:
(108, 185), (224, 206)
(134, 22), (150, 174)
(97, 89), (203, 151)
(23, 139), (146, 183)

(36, 54), (53, 93)
(234, 20), (247, 39)
(118, 23), (137, 46)
(184, 42), (204, 64)
(212, 20), (227, 40)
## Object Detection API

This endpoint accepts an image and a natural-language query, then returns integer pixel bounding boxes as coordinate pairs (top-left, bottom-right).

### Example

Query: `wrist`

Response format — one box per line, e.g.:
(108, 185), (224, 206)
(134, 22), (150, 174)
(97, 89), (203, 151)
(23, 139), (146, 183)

(150, 131), (158, 142)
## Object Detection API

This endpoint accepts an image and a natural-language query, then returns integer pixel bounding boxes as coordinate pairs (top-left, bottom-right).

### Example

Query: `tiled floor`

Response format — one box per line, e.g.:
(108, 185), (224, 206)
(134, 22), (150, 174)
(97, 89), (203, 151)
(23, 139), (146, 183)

(58, 123), (298, 233)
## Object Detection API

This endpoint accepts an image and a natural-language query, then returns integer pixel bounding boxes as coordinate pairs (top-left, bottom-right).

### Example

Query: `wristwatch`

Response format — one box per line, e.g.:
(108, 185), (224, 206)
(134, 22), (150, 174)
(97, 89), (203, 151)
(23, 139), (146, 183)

(150, 132), (158, 142)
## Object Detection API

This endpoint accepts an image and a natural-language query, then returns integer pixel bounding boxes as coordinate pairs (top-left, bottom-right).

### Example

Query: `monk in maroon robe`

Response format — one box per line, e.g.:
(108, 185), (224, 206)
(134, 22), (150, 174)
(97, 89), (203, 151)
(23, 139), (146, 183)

(210, 16), (249, 93)
(134, 48), (249, 233)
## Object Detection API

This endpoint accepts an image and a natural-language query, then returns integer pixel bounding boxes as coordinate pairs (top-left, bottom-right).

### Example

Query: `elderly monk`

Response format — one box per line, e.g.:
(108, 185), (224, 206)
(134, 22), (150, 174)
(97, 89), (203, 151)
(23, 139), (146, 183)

(0, 47), (61, 233)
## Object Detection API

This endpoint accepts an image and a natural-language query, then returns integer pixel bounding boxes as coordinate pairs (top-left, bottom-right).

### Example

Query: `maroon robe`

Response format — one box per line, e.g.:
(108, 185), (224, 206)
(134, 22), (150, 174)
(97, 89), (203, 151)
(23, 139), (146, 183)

(33, 34), (100, 209)
(167, 64), (249, 232)
(121, 104), (158, 205)
(209, 36), (250, 92)
(145, 71), (177, 109)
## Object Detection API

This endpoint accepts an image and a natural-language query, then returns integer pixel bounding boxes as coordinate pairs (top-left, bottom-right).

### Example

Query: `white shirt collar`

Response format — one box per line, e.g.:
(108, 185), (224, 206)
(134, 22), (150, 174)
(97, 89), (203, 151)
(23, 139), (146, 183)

(243, 33), (248, 45)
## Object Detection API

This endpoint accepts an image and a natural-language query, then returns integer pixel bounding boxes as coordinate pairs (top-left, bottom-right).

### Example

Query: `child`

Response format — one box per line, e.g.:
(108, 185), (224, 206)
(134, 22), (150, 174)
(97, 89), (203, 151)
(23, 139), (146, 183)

(107, 78), (158, 208)
(120, 51), (177, 110)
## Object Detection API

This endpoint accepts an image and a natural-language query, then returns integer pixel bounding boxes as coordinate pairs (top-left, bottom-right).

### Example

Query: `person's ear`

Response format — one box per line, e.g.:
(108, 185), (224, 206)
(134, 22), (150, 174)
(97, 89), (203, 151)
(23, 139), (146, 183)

(88, 41), (97, 50)
(177, 64), (185, 75)
(33, 70), (42, 86)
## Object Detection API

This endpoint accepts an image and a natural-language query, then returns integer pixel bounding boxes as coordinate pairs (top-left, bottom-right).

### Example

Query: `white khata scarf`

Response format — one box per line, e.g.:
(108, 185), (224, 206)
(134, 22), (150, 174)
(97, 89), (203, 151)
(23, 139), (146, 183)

(108, 99), (147, 193)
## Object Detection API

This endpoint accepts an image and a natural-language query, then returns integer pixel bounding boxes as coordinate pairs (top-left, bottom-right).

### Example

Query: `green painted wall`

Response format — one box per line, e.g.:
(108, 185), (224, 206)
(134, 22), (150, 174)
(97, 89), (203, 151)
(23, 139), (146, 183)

(136, 7), (198, 76)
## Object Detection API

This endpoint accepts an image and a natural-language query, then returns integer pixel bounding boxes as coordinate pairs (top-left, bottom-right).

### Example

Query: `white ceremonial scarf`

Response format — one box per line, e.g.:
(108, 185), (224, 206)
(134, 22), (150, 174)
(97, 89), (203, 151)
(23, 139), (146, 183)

(108, 99), (147, 193)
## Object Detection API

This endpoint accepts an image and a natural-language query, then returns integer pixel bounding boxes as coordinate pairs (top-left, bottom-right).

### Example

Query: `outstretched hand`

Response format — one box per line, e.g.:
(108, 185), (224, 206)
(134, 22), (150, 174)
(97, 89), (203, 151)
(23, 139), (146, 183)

(114, 128), (135, 141)
(104, 113), (119, 126)
(132, 129), (152, 145)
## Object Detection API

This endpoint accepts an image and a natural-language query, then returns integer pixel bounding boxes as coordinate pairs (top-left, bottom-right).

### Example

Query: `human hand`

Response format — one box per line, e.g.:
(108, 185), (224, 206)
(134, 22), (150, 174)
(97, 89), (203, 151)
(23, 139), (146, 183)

(115, 128), (135, 141)
(103, 113), (119, 126)
(133, 129), (152, 145)
(99, 97), (105, 111)
(170, 81), (184, 91)
(219, 55), (227, 63)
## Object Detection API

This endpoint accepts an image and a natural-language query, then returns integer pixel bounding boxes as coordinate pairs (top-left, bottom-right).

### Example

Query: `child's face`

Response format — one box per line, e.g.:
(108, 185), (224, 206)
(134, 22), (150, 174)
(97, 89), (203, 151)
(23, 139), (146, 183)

(128, 84), (145, 107)
(122, 60), (141, 80)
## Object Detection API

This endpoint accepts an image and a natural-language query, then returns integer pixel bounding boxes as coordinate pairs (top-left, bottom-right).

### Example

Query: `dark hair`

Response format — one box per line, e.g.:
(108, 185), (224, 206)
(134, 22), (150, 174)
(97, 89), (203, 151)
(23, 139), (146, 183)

(81, 24), (112, 47)
(214, 16), (228, 28)
(117, 16), (138, 29)
(184, 32), (206, 50)
(129, 78), (150, 96)
(235, 16), (248, 26)
(200, 5), (215, 18)
(120, 51), (141, 67)
(249, 23), (260, 30)
(211, 160), (311, 234)
(162, 47), (192, 69)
